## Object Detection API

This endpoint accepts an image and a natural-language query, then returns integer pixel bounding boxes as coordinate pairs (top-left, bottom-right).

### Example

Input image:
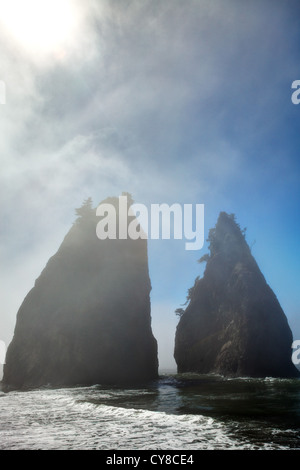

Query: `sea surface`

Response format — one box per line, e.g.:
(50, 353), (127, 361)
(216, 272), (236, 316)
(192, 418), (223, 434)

(0, 373), (300, 450)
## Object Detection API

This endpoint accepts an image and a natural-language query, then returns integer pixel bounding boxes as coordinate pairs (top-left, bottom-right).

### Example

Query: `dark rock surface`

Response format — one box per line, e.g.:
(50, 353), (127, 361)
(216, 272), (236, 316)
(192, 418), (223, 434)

(174, 212), (299, 378)
(3, 196), (158, 389)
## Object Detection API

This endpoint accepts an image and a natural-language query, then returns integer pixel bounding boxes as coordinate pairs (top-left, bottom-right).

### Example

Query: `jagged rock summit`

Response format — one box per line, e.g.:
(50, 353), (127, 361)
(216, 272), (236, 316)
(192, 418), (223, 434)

(174, 212), (299, 378)
(3, 195), (158, 390)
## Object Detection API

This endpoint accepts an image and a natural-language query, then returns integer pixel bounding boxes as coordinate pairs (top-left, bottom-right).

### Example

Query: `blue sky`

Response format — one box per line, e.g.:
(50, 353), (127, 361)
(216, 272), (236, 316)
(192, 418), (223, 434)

(0, 0), (300, 372)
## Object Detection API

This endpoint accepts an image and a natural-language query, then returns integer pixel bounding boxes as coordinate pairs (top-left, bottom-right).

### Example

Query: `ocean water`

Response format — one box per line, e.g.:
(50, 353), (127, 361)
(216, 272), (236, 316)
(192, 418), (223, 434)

(0, 373), (300, 450)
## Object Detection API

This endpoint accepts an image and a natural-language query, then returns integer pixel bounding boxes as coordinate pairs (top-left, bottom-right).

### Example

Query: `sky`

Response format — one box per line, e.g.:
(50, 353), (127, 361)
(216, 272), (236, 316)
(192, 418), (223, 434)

(0, 0), (300, 374)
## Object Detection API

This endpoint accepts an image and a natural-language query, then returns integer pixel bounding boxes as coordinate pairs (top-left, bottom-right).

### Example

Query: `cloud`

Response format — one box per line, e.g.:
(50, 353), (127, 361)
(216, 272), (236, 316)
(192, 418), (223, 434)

(1, 0), (300, 365)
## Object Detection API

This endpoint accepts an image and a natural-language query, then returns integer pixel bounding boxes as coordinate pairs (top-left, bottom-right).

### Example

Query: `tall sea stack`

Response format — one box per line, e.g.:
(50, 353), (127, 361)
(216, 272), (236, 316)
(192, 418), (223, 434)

(3, 195), (158, 389)
(174, 212), (299, 378)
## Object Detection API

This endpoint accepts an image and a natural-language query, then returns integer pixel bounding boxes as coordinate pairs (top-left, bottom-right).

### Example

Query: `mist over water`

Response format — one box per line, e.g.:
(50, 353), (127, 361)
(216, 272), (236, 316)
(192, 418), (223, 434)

(1, 374), (300, 450)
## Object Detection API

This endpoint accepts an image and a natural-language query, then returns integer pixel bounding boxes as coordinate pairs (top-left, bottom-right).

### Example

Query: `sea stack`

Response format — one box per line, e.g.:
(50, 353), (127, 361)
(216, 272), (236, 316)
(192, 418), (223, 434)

(3, 195), (158, 389)
(174, 212), (299, 378)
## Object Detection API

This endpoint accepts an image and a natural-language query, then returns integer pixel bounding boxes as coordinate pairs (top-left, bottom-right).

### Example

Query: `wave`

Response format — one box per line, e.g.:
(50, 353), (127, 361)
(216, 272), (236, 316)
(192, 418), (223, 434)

(0, 384), (297, 450)
(47, 394), (259, 450)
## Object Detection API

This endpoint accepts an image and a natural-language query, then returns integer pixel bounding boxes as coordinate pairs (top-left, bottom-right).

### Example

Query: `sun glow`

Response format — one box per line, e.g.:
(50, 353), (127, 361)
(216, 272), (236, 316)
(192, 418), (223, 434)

(0, 0), (80, 55)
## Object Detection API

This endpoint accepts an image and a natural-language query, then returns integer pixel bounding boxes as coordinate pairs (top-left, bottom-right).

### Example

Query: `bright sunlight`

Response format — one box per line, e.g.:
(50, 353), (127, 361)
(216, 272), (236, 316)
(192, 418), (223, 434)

(0, 0), (80, 55)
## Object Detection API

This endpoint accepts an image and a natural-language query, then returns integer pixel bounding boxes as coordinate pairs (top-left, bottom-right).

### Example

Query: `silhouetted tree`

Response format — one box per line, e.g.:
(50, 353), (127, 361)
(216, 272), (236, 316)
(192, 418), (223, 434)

(175, 308), (185, 318)
(198, 253), (210, 264)
(176, 276), (201, 316)
(75, 197), (93, 218)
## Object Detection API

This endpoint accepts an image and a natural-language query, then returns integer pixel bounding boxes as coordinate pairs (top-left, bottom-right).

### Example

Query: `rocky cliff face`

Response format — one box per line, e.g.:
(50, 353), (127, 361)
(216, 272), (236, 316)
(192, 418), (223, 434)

(3, 196), (158, 389)
(174, 212), (299, 378)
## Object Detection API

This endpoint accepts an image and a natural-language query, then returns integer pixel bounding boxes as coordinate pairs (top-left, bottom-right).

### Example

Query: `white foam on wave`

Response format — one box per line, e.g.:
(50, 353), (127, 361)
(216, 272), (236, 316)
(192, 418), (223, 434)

(0, 386), (293, 450)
